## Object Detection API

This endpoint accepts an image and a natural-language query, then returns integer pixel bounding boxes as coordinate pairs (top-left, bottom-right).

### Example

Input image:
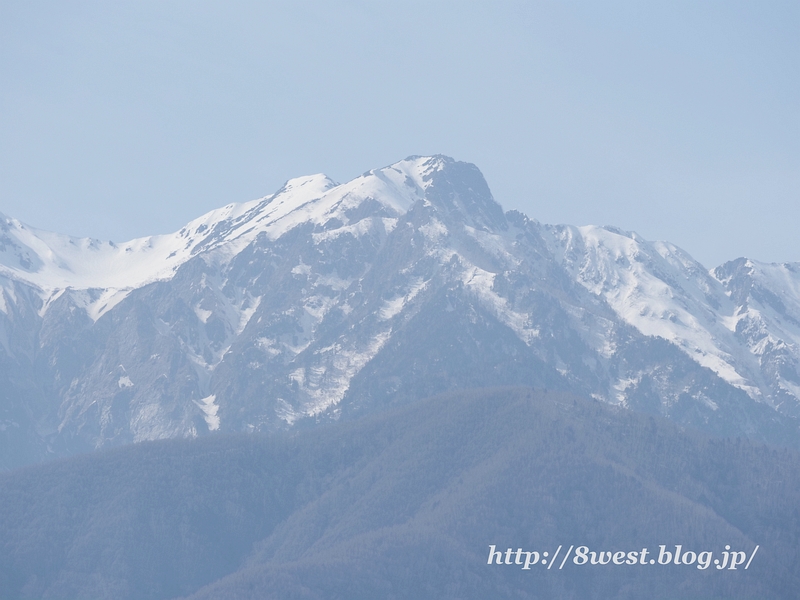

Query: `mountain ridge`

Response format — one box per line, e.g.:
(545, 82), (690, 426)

(1, 155), (799, 470)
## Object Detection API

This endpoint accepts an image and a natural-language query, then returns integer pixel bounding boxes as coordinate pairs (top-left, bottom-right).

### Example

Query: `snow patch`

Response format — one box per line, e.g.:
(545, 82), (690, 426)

(382, 217), (398, 234)
(236, 295), (261, 334)
(311, 217), (375, 243)
(194, 394), (220, 431)
(419, 219), (448, 242)
(314, 273), (351, 291)
(275, 398), (299, 425)
(379, 278), (428, 320)
(291, 262), (311, 276)
(291, 329), (393, 417)
(613, 376), (641, 405)
(464, 225), (519, 265)
(461, 265), (540, 344)
(255, 337), (281, 358)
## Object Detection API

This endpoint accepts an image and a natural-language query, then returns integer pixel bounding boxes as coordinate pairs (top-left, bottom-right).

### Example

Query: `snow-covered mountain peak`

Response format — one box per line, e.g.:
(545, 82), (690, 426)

(385, 154), (450, 187)
(0, 156), (457, 318)
(3, 154), (800, 471)
(281, 173), (338, 194)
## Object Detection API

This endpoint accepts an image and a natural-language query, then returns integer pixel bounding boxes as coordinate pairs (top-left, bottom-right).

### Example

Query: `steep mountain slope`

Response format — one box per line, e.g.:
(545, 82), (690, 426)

(1, 156), (799, 469)
(549, 225), (800, 416)
(713, 258), (800, 416)
(1, 388), (798, 600)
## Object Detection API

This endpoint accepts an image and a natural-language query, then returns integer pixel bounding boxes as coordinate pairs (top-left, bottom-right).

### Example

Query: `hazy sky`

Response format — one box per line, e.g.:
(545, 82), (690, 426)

(1, 1), (797, 268)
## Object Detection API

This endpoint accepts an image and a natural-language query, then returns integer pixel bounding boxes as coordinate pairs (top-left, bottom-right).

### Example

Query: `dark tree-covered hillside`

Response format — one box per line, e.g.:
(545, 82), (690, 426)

(1, 387), (799, 599)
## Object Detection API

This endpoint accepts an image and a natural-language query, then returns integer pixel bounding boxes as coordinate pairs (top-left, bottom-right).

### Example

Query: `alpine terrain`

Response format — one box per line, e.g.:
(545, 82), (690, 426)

(1, 155), (799, 470)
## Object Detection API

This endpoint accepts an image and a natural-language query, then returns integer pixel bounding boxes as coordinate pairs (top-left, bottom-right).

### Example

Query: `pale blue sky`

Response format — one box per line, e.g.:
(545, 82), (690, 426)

(1, 1), (797, 268)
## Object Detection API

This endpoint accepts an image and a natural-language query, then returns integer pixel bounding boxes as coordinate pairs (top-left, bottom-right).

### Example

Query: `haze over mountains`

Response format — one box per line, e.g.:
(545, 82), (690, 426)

(1, 155), (799, 470)
(3, 388), (799, 600)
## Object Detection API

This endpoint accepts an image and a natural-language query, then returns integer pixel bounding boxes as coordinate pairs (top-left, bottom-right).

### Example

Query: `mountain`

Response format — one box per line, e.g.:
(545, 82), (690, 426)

(2, 388), (798, 600)
(1, 155), (799, 470)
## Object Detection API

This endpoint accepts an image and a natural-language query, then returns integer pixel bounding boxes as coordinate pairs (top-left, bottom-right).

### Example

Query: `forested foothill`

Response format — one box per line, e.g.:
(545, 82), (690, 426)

(1, 387), (799, 599)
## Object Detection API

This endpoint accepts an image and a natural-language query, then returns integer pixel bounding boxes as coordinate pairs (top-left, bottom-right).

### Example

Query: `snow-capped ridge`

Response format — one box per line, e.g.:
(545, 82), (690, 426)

(0, 156), (456, 318)
(543, 223), (800, 410)
(4, 153), (800, 472)
(4, 155), (799, 418)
